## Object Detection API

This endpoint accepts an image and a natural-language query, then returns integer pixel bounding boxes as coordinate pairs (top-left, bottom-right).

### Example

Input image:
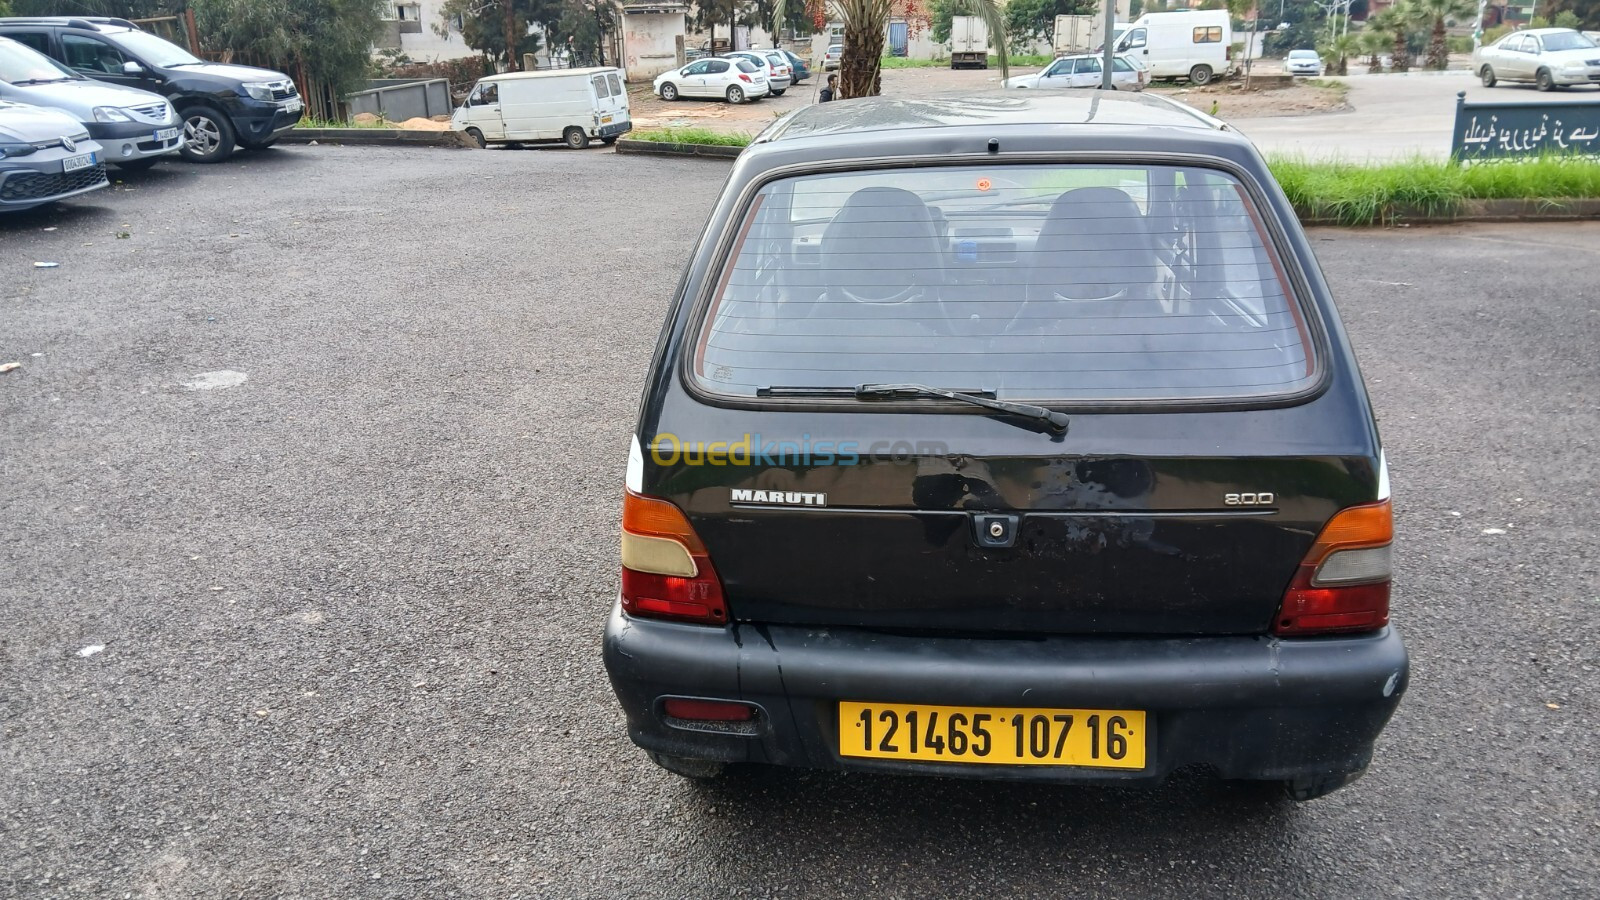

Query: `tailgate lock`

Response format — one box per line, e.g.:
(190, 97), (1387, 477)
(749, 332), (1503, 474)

(972, 513), (1019, 549)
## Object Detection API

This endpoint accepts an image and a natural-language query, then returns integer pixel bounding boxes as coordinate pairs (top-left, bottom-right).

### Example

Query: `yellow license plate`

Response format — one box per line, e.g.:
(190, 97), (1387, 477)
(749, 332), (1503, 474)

(838, 702), (1146, 769)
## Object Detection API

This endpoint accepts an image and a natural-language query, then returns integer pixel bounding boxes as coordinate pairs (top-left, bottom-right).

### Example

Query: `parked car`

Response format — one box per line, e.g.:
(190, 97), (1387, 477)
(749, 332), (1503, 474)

(654, 57), (768, 104)
(780, 49), (811, 84)
(0, 36), (177, 170)
(1285, 48), (1324, 76)
(604, 90), (1407, 802)
(1473, 27), (1600, 91)
(0, 16), (304, 162)
(724, 50), (791, 96)
(823, 44), (842, 71)
(0, 100), (106, 211)
(1002, 53), (1147, 90)
(452, 67), (629, 150)
(1110, 9), (1233, 84)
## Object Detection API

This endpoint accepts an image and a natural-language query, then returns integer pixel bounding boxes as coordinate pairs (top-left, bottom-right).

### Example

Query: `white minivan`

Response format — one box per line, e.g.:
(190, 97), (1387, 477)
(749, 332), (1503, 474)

(1111, 11), (1233, 85)
(452, 67), (630, 150)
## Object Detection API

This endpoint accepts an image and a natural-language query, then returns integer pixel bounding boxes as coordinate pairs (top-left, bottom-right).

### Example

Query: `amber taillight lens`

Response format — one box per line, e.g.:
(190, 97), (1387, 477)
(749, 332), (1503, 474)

(620, 491), (727, 625)
(1275, 499), (1393, 636)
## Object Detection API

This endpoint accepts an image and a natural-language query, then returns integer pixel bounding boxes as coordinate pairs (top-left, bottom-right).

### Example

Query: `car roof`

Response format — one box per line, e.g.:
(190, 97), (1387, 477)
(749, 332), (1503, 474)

(482, 67), (619, 82)
(0, 16), (137, 32)
(762, 91), (1226, 145)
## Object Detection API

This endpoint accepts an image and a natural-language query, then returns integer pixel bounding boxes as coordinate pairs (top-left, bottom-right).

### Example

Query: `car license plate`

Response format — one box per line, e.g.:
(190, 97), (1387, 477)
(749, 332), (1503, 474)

(601, 115), (613, 124)
(838, 702), (1146, 769)
(283, 98), (303, 114)
(154, 127), (180, 142)
(61, 153), (95, 173)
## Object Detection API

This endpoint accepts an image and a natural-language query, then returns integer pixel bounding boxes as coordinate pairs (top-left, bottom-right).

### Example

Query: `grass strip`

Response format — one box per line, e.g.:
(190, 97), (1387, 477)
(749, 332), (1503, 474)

(1271, 155), (1600, 225)
(625, 127), (754, 147)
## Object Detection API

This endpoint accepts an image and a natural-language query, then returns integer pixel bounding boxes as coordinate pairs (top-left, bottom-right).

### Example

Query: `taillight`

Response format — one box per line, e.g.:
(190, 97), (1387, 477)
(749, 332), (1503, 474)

(1275, 499), (1393, 636)
(621, 490), (728, 625)
(1226, 45), (1233, 61)
(739, 73), (752, 83)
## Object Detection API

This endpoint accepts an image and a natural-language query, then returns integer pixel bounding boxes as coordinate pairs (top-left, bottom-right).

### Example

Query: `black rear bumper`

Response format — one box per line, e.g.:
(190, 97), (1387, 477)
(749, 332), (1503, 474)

(603, 603), (1408, 785)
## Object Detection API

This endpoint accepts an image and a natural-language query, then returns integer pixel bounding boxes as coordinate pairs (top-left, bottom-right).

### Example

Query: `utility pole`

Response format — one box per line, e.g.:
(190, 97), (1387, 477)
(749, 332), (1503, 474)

(1101, 0), (1116, 89)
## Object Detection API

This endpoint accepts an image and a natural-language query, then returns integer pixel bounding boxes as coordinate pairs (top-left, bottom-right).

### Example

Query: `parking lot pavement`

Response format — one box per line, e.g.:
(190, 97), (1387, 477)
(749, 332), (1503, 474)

(2, 147), (1598, 898)
(1229, 71), (1596, 159)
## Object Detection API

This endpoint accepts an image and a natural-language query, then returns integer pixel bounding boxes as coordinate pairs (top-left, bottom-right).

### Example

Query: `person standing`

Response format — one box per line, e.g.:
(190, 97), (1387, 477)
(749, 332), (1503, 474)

(819, 74), (837, 102)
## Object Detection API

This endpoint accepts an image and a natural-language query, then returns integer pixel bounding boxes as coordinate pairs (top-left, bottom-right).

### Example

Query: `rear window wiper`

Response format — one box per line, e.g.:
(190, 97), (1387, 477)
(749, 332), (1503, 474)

(760, 384), (1069, 434)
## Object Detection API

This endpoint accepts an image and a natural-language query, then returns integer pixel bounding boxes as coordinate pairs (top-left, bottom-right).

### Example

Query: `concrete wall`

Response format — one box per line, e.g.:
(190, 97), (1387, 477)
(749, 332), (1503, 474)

(623, 8), (688, 81)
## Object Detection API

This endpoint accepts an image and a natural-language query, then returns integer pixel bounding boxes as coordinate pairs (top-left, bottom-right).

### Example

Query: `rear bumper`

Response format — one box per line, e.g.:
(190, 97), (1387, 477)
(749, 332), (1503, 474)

(595, 120), (632, 138)
(603, 603), (1409, 784)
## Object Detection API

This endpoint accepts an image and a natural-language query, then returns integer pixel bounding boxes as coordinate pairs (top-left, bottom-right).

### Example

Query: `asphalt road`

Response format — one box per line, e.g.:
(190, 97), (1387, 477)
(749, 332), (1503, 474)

(1229, 70), (1600, 159)
(2, 146), (1597, 898)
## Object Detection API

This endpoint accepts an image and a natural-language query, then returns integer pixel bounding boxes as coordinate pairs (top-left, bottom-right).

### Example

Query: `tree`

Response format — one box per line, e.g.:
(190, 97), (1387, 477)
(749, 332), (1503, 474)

(794, 0), (1006, 99)
(190, 0), (383, 93)
(4, 0), (175, 15)
(1368, 3), (1417, 72)
(1357, 26), (1386, 69)
(999, 0), (1097, 49)
(1318, 31), (1357, 73)
(1415, 0), (1472, 70)
(551, 0), (616, 65)
(437, 0), (559, 72)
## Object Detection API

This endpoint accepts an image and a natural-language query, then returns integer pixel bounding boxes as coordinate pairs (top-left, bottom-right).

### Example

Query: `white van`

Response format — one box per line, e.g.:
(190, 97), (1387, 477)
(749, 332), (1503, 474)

(452, 67), (630, 149)
(1112, 11), (1233, 85)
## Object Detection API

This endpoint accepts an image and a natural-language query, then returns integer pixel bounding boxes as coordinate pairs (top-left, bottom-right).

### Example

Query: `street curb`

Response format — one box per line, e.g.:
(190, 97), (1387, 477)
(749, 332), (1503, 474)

(1303, 198), (1600, 226)
(280, 128), (471, 148)
(614, 138), (743, 159)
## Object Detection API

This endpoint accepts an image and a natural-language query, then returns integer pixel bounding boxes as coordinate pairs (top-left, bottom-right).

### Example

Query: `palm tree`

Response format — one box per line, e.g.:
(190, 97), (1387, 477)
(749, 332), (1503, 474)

(1320, 33), (1359, 75)
(1369, 4), (1415, 73)
(1357, 28), (1387, 71)
(776, 0), (1008, 99)
(1415, 0), (1473, 70)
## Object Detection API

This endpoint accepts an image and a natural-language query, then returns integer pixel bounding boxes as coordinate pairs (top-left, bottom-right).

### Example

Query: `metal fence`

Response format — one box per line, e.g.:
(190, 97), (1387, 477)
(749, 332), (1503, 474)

(345, 79), (453, 122)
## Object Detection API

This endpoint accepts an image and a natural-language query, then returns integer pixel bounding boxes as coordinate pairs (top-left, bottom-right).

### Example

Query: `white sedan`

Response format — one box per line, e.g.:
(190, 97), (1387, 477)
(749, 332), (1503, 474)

(1002, 54), (1146, 91)
(1285, 49), (1324, 77)
(654, 57), (769, 104)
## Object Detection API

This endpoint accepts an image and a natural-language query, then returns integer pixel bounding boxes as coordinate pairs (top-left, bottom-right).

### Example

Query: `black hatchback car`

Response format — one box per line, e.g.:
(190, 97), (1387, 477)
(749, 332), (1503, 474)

(0, 17), (302, 163)
(604, 92), (1407, 802)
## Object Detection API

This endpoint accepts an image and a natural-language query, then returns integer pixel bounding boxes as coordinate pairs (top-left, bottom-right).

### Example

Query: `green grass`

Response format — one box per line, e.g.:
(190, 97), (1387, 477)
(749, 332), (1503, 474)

(1269, 155), (1600, 226)
(628, 127), (754, 147)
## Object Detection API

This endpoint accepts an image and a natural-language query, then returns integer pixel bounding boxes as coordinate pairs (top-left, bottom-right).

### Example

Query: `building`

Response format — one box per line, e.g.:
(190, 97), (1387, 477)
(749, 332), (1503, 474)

(375, 0), (477, 61)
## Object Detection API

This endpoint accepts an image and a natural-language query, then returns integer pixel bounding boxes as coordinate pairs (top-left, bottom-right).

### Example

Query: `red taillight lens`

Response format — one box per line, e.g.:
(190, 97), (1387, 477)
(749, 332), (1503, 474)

(663, 697), (755, 721)
(739, 73), (752, 82)
(1275, 500), (1393, 636)
(621, 491), (727, 625)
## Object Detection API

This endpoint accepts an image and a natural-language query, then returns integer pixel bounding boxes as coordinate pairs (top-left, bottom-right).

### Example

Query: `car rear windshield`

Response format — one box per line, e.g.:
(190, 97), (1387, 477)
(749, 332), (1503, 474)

(691, 164), (1317, 403)
(735, 59), (759, 73)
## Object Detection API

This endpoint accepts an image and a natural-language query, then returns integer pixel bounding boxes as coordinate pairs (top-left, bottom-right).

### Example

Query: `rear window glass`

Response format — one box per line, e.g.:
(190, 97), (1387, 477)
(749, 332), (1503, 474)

(691, 164), (1316, 403)
(735, 59), (759, 73)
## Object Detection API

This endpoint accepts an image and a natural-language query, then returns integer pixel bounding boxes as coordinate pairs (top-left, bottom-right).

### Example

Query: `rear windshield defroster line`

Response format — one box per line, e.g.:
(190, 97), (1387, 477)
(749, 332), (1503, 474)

(688, 162), (1320, 405)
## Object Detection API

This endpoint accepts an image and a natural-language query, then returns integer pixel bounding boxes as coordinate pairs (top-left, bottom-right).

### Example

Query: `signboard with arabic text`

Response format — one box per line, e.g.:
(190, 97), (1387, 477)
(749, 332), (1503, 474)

(1451, 92), (1600, 160)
